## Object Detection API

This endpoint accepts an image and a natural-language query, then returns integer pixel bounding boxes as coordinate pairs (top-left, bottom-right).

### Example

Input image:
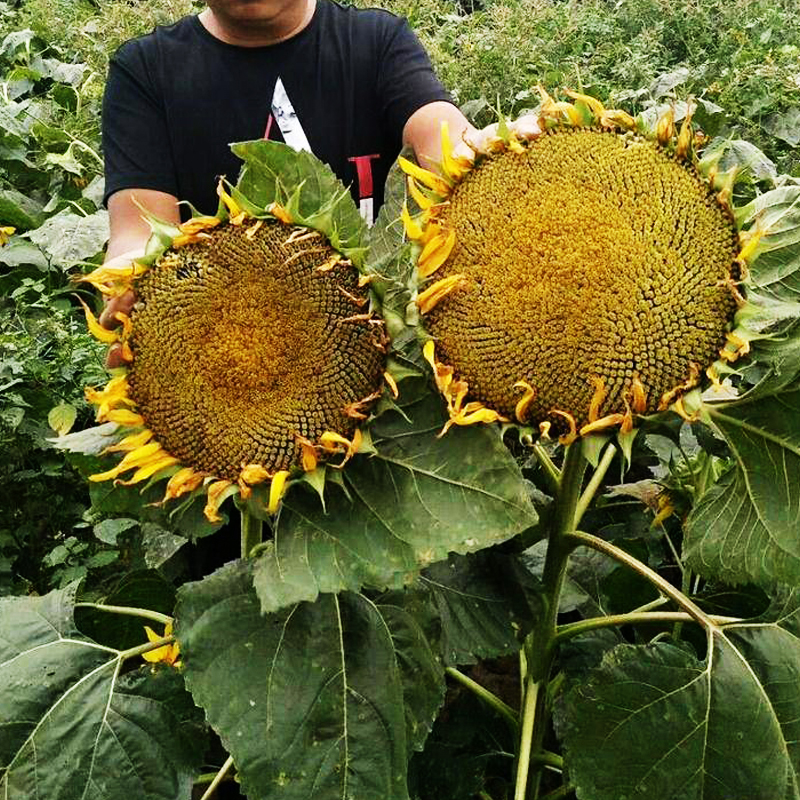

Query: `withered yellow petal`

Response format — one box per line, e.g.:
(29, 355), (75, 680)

(77, 297), (119, 344)
(268, 470), (290, 514)
(204, 479), (234, 523)
(418, 229), (456, 279)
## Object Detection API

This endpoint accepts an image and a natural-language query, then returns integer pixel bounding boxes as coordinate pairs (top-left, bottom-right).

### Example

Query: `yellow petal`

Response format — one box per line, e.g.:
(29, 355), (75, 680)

(179, 216), (221, 235)
(656, 106), (675, 145)
(269, 202), (292, 224)
(417, 274), (467, 314)
(268, 470), (290, 514)
(407, 175), (436, 211)
(164, 467), (204, 500)
(77, 297), (119, 344)
(104, 429), (153, 454)
(630, 375), (647, 414)
(204, 479), (234, 523)
(383, 370), (399, 399)
(401, 202), (425, 241)
(104, 409), (145, 426)
(116, 455), (179, 486)
(217, 179), (242, 219)
(0, 225), (15, 245)
(565, 90), (606, 118)
(599, 109), (637, 130)
(398, 156), (452, 196)
(580, 413), (626, 436)
(418, 229), (456, 279)
(551, 409), (578, 445)
(737, 229), (763, 263)
(513, 380), (537, 423)
(239, 464), (271, 486)
(587, 376), (607, 423)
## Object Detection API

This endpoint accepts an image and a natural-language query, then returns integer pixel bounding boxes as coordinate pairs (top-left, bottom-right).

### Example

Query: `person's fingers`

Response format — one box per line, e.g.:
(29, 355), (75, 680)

(105, 343), (127, 370)
(99, 290), (135, 330)
(510, 114), (541, 140)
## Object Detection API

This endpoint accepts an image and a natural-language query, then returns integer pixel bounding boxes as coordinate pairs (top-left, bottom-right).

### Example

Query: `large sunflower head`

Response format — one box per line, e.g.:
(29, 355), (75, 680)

(401, 88), (767, 442)
(79, 143), (394, 521)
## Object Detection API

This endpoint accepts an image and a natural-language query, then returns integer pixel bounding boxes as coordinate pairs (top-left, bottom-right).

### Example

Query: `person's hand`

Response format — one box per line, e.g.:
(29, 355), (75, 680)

(97, 249), (145, 368)
(452, 113), (541, 162)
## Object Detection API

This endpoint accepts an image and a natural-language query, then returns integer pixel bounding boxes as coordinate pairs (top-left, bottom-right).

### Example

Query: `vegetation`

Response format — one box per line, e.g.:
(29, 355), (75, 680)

(1, 0), (799, 799)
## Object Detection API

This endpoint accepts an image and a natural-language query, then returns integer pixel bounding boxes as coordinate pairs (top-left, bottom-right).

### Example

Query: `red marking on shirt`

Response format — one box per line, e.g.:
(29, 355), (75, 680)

(348, 154), (380, 199)
(264, 114), (274, 140)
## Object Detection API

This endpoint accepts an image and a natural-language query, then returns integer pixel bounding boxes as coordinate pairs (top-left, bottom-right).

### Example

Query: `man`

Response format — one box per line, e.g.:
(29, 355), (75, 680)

(101, 0), (474, 266)
(99, 0), (537, 341)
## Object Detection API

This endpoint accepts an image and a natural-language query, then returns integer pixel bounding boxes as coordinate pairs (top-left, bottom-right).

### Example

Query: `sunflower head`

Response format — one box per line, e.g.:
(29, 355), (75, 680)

(79, 142), (393, 521)
(401, 89), (764, 443)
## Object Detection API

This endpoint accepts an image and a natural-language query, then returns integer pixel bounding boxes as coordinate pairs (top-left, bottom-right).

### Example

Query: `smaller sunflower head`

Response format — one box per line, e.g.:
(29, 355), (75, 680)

(401, 89), (763, 443)
(79, 145), (396, 521)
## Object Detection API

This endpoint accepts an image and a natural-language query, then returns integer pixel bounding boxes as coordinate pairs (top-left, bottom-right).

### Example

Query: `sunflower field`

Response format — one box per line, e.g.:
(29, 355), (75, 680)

(2, 1), (800, 799)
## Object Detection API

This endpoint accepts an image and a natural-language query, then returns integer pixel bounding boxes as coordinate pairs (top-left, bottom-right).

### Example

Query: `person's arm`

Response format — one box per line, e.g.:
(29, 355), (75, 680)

(404, 100), (542, 172)
(403, 100), (477, 171)
(98, 189), (180, 366)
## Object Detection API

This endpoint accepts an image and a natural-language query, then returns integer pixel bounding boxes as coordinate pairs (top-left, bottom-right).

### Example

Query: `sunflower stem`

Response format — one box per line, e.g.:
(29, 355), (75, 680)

(198, 755), (235, 800)
(74, 602), (172, 626)
(574, 442), (617, 525)
(566, 531), (714, 628)
(554, 610), (740, 644)
(240, 507), (263, 559)
(531, 442), (561, 496)
(119, 634), (175, 662)
(515, 440), (586, 800)
(446, 667), (519, 731)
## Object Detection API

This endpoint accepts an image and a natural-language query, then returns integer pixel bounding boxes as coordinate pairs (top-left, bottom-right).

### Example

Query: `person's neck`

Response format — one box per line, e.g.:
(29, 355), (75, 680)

(198, 0), (315, 47)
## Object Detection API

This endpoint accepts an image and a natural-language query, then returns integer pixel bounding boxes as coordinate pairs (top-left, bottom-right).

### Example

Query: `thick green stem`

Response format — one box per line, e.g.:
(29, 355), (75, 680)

(555, 610), (740, 644)
(446, 667), (518, 730)
(74, 602), (172, 626)
(514, 672), (541, 800)
(240, 506), (263, 559)
(567, 531), (714, 628)
(515, 441), (587, 800)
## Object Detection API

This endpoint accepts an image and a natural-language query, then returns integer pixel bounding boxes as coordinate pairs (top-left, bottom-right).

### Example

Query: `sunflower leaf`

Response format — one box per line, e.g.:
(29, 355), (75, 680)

(230, 139), (367, 265)
(562, 607), (800, 800)
(685, 387), (800, 586)
(253, 391), (537, 614)
(738, 184), (800, 306)
(0, 584), (202, 799)
(176, 560), (411, 800)
(376, 603), (445, 752)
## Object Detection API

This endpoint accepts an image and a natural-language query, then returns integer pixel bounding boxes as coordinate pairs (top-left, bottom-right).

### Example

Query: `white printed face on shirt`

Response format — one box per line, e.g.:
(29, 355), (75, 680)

(264, 77), (379, 225)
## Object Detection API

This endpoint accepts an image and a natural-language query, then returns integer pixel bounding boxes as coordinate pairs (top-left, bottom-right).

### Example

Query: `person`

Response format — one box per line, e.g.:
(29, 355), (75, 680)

(98, 0), (538, 343)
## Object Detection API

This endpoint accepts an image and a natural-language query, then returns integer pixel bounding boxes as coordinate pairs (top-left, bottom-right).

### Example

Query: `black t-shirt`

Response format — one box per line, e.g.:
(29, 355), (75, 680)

(102, 1), (452, 220)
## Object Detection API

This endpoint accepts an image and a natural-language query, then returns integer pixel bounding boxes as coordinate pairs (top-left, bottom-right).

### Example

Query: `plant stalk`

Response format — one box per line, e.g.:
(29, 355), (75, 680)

(445, 667), (519, 730)
(515, 440), (587, 800)
(240, 506), (263, 559)
(74, 602), (172, 626)
(532, 442), (561, 496)
(566, 530), (714, 628)
(199, 755), (235, 800)
(574, 443), (616, 525)
(555, 610), (740, 644)
(119, 634), (174, 662)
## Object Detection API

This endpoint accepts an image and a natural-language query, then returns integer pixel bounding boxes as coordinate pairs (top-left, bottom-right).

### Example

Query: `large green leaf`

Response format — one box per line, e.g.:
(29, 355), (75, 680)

(420, 551), (537, 666)
(0, 585), (202, 799)
(176, 560), (410, 800)
(685, 388), (800, 586)
(230, 139), (367, 265)
(737, 184), (800, 306)
(253, 391), (537, 614)
(562, 597), (800, 800)
(26, 208), (109, 267)
(377, 604), (445, 753)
